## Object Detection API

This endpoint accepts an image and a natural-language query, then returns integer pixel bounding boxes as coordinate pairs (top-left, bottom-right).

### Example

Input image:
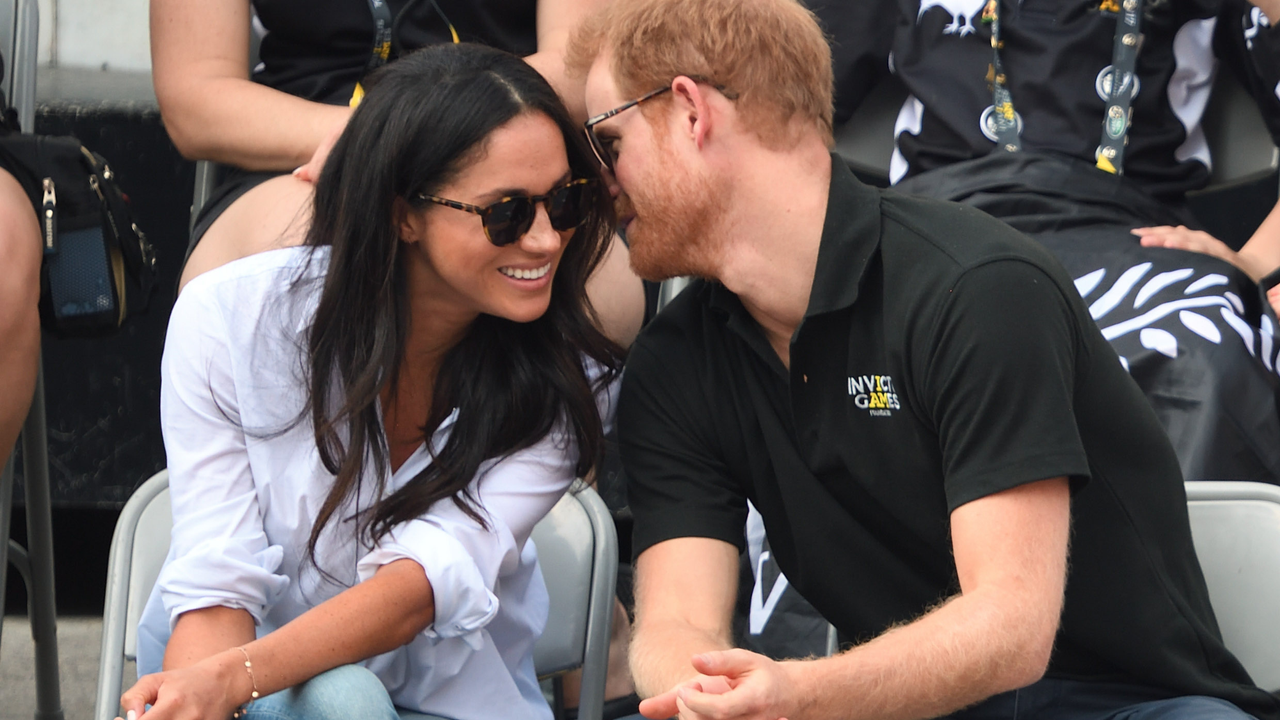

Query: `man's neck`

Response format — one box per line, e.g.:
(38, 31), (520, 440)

(712, 141), (832, 368)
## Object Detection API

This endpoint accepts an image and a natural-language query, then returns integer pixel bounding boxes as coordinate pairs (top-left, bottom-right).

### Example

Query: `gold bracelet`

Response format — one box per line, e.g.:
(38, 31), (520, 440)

(229, 646), (260, 719)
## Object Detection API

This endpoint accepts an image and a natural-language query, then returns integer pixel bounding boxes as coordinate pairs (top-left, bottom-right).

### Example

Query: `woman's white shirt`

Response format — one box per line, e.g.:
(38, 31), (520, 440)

(135, 246), (617, 720)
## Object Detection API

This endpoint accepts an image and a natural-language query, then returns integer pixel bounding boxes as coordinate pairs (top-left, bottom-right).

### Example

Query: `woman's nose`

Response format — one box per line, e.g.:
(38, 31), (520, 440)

(517, 205), (563, 253)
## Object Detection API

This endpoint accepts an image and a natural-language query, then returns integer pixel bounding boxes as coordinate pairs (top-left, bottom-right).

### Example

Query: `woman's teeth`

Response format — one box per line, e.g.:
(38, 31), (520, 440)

(500, 262), (552, 280)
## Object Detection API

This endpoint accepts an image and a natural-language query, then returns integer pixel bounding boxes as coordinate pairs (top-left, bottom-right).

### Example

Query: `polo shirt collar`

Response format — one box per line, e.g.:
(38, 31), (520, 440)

(804, 154), (882, 317)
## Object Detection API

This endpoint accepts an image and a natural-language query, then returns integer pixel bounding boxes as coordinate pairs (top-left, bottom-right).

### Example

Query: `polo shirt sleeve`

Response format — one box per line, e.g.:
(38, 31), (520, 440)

(619, 332), (748, 558)
(918, 259), (1093, 512)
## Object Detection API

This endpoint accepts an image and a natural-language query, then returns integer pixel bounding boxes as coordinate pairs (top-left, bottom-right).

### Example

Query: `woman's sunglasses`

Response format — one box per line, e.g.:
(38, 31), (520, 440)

(417, 178), (594, 247)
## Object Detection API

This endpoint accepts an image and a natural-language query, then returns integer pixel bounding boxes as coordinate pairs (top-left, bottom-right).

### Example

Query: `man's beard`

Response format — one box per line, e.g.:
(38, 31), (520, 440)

(618, 140), (726, 282)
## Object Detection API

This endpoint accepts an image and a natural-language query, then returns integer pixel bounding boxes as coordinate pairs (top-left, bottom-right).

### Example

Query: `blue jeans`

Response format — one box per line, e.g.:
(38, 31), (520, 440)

(946, 678), (1257, 720)
(242, 665), (452, 720)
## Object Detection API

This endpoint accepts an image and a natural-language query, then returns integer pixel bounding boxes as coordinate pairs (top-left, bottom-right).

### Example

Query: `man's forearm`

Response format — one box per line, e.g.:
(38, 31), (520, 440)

(630, 620), (733, 699)
(788, 585), (1058, 720)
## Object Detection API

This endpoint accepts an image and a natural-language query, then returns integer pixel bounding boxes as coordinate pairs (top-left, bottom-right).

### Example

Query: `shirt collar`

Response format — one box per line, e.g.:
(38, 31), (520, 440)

(804, 153), (882, 317)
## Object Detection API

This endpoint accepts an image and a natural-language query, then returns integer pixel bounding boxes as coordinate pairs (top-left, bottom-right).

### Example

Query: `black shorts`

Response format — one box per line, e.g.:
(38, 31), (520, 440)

(184, 167), (284, 267)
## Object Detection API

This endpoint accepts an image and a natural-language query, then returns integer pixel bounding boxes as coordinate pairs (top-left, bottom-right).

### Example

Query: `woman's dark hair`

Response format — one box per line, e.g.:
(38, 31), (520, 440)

(299, 43), (624, 562)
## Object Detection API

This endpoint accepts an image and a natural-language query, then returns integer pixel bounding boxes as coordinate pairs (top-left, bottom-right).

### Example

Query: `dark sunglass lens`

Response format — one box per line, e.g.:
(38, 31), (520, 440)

(548, 183), (587, 231)
(485, 197), (534, 246)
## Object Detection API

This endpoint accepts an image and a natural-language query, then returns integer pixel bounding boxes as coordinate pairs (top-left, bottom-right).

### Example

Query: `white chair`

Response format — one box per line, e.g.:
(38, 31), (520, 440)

(1185, 480), (1280, 693)
(95, 471), (618, 720)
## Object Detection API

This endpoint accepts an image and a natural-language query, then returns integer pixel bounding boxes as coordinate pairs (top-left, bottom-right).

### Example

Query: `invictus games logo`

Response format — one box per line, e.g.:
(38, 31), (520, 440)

(848, 374), (901, 417)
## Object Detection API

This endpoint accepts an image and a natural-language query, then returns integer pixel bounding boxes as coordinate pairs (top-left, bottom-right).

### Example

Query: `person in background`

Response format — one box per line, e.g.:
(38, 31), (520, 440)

(150, 0), (644, 346)
(568, 0), (1280, 718)
(812, 0), (1280, 483)
(124, 44), (622, 720)
(0, 167), (40, 474)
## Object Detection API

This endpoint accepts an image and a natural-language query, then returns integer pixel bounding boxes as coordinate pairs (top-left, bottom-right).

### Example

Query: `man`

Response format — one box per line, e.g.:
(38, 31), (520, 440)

(567, 0), (1280, 718)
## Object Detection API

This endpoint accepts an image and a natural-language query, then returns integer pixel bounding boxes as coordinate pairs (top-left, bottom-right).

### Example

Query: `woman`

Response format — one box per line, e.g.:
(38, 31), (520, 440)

(125, 43), (624, 720)
(151, 0), (644, 346)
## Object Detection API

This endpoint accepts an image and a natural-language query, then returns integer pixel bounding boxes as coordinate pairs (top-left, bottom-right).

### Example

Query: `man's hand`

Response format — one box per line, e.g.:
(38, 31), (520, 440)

(640, 649), (797, 720)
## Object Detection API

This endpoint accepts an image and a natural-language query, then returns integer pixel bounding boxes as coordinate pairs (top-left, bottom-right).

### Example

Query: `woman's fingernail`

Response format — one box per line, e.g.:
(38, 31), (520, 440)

(128, 710), (137, 720)
(292, 166), (304, 176)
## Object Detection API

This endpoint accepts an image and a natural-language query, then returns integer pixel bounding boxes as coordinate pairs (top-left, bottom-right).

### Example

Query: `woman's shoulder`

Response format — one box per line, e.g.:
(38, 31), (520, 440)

(175, 246), (327, 322)
(169, 246), (329, 366)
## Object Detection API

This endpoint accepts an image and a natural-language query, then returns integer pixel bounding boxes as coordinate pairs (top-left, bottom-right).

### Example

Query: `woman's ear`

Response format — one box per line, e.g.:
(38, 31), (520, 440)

(394, 196), (426, 244)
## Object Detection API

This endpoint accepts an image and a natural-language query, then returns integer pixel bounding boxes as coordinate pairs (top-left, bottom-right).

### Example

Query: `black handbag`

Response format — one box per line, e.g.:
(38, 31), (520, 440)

(0, 87), (157, 336)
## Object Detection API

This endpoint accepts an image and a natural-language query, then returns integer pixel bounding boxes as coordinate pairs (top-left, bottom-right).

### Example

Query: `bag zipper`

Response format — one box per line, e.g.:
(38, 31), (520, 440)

(41, 177), (56, 254)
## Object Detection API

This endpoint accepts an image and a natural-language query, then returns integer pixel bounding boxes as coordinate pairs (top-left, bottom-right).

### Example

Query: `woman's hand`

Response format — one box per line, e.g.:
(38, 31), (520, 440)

(1132, 225), (1272, 280)
(118, 649), (251, 720)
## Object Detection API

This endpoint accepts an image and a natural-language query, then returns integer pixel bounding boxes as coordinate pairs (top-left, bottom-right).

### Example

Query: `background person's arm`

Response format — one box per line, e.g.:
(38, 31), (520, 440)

(630, 537), (741, 701)
(150, 0), (352, 170)
(151, 0), (606, 172)
(642, 477), (1071, 720)
(524, 0), (610, 123)
(1134, 198), (1280, 286)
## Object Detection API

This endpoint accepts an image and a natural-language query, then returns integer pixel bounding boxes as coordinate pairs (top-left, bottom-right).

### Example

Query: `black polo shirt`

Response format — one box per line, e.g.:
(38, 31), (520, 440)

(619, 155), (1280, 717)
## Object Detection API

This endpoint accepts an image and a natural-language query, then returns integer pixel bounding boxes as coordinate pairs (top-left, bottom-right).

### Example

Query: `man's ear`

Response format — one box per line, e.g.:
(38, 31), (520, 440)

(394, 196), (424, 244)
(671, 76), (714, 149)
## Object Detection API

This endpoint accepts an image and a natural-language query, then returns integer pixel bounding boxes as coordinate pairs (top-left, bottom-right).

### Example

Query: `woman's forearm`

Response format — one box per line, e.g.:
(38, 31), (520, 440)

(164, 606), (257, 671)
(210, 558), (435, 701)
(157, 558), (434, 710)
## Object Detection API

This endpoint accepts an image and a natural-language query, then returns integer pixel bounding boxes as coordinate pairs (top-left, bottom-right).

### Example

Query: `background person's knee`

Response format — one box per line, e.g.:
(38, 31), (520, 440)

(0, 167), (42, 310)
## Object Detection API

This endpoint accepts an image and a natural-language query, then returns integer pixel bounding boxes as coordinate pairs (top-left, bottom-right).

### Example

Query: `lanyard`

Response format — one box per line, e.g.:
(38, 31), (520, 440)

(1095, 0), (1144, 174)
(352, 0), (459, 106)
(979, 0), (1144, 174)
(364, 0), (394, 72)
(982, 0), (1021, 153)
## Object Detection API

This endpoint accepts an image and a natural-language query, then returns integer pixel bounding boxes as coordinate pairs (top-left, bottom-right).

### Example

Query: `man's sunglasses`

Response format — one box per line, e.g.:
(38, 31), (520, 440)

(584, 86), (672, 172)
(583, 78), (737, 172)
(418, 178), (595, 247)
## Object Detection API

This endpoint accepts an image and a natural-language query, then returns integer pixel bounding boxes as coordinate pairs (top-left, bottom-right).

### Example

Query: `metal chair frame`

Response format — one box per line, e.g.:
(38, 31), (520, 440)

(1, 1), (65, 717)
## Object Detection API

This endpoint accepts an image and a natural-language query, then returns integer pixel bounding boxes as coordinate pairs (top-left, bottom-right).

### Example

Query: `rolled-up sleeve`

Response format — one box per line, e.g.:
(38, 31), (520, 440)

(356, 359), (621, 647)
(157, 285), (289, 628)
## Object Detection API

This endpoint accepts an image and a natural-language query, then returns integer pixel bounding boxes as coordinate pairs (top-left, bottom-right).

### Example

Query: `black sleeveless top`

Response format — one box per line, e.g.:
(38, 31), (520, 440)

(251, 0), (538, 105)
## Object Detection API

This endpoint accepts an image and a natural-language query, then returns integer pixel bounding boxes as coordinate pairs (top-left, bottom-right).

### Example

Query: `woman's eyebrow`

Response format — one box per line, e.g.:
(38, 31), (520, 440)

(479, 171), (575, 201)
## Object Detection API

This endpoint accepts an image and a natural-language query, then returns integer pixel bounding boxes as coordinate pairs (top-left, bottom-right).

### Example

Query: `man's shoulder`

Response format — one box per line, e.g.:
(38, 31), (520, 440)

(876, 189), (1062, 273)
